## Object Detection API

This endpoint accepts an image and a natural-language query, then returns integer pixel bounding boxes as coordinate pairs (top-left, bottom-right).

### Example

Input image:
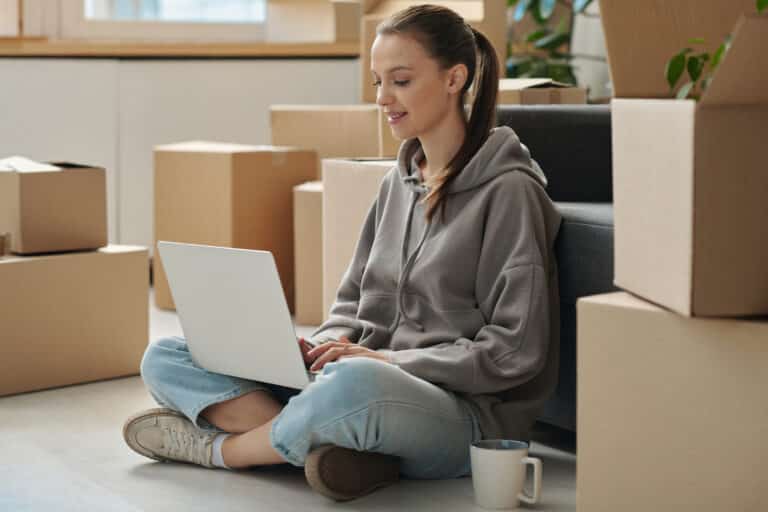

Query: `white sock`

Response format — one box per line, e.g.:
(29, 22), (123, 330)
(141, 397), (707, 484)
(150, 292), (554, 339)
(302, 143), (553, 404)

(211, 433), (232, 470)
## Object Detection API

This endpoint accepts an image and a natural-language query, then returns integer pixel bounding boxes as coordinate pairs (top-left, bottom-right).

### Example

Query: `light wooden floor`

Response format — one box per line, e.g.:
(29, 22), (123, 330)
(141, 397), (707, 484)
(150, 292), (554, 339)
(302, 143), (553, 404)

(0, 292), (576, 511)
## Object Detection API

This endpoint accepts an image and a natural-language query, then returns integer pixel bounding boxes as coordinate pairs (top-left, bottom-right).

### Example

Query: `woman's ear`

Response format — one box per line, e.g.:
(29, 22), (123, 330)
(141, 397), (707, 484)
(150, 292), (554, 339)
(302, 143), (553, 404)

(446, 63), (469, 94)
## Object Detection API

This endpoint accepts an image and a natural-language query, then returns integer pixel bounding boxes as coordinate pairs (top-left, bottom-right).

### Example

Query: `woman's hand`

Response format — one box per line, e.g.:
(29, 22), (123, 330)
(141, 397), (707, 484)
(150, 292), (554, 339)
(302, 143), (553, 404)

(307, 336), (391, 372)
(298, 337), (315, 369)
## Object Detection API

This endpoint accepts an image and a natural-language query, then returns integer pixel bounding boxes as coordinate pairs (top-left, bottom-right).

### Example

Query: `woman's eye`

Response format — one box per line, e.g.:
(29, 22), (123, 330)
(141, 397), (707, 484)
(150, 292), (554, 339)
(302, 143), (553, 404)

(394, 80), (410, 86)
(372, 80), (382, 87)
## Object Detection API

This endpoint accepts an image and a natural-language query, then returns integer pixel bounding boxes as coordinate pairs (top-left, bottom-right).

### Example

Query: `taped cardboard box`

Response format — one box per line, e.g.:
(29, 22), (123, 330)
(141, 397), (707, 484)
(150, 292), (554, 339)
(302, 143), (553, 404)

(270, 105), (400, 158)
(322, 158), (394, 317)
(360, 0), (507, 103)
(0, 159), (107, 255)
(153, 142), (317, 312)
(266, 0), (360, 43)
(577, 292), (768, 512)
(498, 78), (587, 105)
(0, 246), (149, 397)
(608, 14), (768, 316)
(294, 181), (324, 326)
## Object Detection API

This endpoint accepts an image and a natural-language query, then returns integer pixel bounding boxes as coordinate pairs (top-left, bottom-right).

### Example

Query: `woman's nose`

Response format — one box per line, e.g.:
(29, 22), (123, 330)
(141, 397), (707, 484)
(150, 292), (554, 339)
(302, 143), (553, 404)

(376, 84), (393, 107)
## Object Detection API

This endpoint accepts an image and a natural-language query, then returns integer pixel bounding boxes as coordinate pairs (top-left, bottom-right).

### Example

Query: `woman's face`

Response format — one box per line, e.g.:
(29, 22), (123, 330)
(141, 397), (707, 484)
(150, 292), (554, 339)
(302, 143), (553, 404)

(371, 33), (466, 142)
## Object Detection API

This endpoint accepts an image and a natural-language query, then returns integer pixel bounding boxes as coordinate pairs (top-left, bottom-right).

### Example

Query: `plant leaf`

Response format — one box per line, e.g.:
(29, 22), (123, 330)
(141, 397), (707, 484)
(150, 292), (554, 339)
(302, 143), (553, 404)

(526, 28), (551, 43)
(666, 53), (687, 90)
(688, 37), (706, 45)
(539, 0), (557, 19)
(573, 0), (593, 13)
(534, 32), (570, 50)
(758, 0), (768, 14)
(687, 56), (704, 82)
(676, 81), (695, 100)
(514, 0), (533, 21)
(507, 0), (519, 6)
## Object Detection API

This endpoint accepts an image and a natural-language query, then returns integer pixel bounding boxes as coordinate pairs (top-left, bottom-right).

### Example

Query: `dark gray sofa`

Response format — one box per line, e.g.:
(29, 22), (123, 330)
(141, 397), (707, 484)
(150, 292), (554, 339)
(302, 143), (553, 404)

(496, 105), (616, 432)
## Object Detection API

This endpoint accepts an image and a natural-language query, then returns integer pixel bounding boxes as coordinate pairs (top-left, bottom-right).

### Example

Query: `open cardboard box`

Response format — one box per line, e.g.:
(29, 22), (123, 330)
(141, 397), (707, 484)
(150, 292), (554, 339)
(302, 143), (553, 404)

(359, 0), (507, 103)
(607, 12), (768, 316)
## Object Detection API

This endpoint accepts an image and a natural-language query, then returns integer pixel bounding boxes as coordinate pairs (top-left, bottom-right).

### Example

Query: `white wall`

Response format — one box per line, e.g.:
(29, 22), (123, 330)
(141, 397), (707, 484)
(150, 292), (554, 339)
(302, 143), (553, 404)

(0, 57), (359, 250)
(0, 59), (120, 242)
(571, 1), (610, 99)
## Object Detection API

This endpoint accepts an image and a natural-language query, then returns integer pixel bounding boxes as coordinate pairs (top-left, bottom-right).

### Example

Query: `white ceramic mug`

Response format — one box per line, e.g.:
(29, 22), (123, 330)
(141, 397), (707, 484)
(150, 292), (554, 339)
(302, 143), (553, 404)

(470, 440), (542, 510)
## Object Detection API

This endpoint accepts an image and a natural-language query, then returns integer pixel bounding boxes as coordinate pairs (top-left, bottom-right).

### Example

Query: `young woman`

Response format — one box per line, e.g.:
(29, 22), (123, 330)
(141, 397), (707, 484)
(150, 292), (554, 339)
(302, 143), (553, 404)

(123, 4), (561, 502)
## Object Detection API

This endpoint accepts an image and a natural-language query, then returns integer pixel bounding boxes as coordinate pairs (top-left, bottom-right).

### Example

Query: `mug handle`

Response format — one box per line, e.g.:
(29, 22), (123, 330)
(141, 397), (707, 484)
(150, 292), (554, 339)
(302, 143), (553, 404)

(518, 456), (542, 505)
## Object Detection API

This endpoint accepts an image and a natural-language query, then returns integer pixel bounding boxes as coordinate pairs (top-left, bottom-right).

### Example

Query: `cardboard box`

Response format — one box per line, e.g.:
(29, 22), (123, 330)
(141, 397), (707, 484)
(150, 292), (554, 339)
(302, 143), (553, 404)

(577, 292), (768, 512)
(0, 162), (107, 255)
(266, 0), (360, 43)
(153, 142), (318, 312)
(322, 158), (394, 316)
(270, 105), (400, 159)
(609, 15), (768, 317)
(293, 181), (324, 326)
(0, 246), (149, 396)
(498, 78), (587, 105)
(598, 0), (757, 99)
(360, 0), (507, 103)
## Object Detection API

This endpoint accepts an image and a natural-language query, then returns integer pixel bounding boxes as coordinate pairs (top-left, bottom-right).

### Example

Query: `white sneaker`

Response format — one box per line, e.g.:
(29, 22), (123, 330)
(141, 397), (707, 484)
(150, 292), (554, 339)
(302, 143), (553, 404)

(123, 407), (217, 468)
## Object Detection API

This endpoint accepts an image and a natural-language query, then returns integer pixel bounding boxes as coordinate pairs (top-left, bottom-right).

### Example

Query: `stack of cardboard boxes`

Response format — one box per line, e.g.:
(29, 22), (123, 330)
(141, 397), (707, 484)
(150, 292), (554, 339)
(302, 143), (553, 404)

(578, 2), (768, 510)
(0, 158), (149, 397)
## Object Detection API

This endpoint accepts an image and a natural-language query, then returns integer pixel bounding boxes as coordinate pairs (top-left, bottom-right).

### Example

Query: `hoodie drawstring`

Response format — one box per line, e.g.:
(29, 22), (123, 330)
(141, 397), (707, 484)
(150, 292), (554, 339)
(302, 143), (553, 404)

(388, 187), (431, 333)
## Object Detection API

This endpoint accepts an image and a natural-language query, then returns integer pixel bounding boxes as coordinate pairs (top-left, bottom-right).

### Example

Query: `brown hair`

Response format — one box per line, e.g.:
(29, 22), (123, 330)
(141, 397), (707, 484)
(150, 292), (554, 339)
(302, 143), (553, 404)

(377, 4), (499, 222)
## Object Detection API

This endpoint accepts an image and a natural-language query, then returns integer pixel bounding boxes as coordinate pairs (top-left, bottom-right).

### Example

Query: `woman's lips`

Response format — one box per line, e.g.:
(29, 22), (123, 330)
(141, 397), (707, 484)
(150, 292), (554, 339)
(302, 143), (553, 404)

(387, 112), (408, 125)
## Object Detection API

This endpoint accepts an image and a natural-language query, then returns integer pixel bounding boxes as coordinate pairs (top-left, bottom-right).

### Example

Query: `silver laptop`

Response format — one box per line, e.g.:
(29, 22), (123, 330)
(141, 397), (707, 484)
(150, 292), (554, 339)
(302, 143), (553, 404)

(157, 241), (317, 390)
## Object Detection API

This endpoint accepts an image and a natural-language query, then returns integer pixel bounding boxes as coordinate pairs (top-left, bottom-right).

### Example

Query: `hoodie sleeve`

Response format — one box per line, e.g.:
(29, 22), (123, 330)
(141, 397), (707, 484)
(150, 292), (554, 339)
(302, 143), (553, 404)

(308, 199), (378, 346)
(388, 173), (560, 394)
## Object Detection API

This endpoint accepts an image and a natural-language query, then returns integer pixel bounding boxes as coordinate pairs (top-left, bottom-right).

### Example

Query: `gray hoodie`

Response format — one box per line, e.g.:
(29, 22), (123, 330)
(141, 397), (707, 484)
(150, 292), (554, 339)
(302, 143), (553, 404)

(310, 126), (562, 440)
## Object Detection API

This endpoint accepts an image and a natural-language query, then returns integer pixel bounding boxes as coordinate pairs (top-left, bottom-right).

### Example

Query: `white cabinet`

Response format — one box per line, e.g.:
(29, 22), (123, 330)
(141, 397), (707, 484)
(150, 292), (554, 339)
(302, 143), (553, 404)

(0, 57), (359, 249)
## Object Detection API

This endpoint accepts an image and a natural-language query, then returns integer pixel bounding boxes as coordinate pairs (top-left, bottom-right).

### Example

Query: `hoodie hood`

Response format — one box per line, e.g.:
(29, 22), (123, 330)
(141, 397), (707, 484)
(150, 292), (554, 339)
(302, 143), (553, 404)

(395, 126), (548, 194)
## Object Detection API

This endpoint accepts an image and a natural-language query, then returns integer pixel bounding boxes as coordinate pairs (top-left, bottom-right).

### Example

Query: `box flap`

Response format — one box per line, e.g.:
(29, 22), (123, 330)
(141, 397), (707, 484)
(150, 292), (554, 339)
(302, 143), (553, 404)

(0, 156), (61, 173)
(700, 16), (768, 107)
(598, 0), (756, 98)
(499, 78), (573, 90)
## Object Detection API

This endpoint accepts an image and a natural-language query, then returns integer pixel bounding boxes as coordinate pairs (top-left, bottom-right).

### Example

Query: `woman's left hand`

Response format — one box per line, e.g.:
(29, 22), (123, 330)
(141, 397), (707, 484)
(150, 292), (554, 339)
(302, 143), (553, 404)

(307, 336), (391, 372)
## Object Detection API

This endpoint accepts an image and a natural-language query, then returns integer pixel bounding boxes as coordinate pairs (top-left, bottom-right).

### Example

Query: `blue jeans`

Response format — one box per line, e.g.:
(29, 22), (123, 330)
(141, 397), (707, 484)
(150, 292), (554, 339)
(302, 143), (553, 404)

(140, 336), (482, 479)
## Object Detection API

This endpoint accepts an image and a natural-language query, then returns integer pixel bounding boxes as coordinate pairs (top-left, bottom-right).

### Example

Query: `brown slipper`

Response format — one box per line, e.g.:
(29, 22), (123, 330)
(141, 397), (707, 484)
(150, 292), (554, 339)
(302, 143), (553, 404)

(304, 445), (400, 501)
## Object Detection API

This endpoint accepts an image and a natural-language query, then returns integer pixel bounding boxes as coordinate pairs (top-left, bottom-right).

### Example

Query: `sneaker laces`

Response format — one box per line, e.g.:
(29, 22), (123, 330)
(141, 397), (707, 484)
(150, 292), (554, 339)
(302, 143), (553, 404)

(163, 425), (213, 466)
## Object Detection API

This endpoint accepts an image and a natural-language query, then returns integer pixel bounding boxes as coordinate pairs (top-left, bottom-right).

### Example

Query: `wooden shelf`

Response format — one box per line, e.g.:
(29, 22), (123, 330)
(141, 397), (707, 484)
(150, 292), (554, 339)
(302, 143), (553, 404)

(0, 39), (360, 58)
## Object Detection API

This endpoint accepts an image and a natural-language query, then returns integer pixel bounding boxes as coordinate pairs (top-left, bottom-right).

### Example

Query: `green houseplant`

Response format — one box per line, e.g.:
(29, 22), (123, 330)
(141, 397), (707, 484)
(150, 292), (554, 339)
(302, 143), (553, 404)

(506, 0), (597, 85)
(666, 0), (767, 99)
